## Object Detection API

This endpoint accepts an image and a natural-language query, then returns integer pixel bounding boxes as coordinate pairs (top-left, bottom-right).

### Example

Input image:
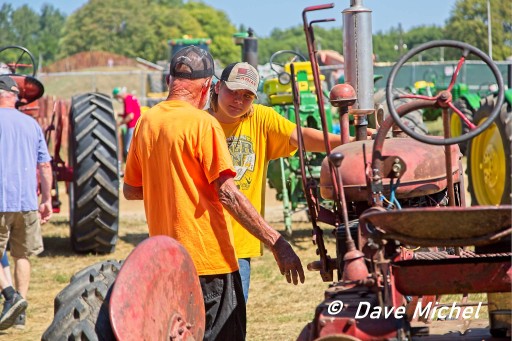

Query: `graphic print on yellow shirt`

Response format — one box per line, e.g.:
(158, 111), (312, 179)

(219, 104), (297, 258)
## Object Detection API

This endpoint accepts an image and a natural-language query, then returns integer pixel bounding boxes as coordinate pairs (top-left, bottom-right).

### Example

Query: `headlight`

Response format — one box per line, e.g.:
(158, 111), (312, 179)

(278, 72), (291, 85)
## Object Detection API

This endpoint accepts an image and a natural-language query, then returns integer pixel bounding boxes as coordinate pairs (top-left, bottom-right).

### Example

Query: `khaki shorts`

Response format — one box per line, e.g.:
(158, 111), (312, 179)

(0, 211), (44, 258)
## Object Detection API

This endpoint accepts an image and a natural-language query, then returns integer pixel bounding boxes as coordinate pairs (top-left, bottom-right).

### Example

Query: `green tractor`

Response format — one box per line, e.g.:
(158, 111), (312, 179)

(467, 88), (512, 206)
(263, 50), (337, 235)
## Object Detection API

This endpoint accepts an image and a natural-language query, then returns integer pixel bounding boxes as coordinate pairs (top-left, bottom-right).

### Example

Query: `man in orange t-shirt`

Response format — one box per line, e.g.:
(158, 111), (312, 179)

(123, 46), (304, 341)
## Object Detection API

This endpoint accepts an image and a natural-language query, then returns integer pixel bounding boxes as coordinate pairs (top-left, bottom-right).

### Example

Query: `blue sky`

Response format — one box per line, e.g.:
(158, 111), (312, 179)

(3, 0), (457, 37)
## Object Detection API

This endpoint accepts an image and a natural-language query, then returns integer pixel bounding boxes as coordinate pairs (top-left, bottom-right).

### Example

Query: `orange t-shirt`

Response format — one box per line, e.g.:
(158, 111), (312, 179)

(124, 100), (238, 276)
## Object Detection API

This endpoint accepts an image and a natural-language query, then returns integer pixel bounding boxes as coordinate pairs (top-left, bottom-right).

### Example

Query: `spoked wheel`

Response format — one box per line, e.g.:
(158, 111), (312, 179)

(0, 45), (36, 76)
(68, 92), (120, 254)
(467, 94), (511, 205)
(386, 40), (505, 147)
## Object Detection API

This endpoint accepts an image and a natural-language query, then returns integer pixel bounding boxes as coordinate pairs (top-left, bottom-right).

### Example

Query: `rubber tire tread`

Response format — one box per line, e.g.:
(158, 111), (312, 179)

(52, 260), (123, 312)
(41, 260), (121, 341)
(373, 88), (429, 134)
(467, 94), (511, 205)
(451, 98), (474, 155)
(68, 92), (119, 254)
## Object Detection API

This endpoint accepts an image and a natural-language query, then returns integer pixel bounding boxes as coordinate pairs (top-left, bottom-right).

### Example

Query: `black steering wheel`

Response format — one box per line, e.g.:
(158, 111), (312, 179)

(269, 50), (308, 75)
(386, 40), (505, 146)
(0, 45), (37, 77)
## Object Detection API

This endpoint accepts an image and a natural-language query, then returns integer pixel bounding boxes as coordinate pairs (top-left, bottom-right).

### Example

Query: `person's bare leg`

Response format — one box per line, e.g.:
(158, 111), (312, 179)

(2, 266), (12, 287)
(13, 258), (30, 298)
(0, 267), (11, 291)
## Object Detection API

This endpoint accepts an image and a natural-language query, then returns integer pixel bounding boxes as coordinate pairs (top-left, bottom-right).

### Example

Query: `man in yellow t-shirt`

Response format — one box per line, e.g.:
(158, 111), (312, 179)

(208, 62), (346, 302)
(123, 48), (304, 341)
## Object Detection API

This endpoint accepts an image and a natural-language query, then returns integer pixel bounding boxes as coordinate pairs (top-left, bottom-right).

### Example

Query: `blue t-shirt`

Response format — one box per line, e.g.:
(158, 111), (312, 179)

(0, 108), (51, 212)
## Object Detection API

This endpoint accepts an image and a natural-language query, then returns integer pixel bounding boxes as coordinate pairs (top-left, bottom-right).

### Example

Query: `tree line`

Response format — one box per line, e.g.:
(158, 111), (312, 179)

(0, 0), (510, 69)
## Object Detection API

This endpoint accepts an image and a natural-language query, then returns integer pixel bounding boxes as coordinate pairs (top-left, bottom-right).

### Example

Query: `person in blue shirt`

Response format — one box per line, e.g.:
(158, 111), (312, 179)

(0, 75), (52, 330)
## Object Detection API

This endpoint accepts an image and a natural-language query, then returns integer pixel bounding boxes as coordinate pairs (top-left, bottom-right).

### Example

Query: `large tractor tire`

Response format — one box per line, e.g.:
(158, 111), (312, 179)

(373, 88), (429, 135)
(450, 98), (474, 155)
(467, 95), (512, 205)
(68, 93), (120, 254)
(42, 260), (122, 341)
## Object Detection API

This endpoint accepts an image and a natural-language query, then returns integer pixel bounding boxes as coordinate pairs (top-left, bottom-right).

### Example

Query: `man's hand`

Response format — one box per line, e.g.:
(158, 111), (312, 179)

(39, 200), (52, 224)
(270, 236), (305, 285)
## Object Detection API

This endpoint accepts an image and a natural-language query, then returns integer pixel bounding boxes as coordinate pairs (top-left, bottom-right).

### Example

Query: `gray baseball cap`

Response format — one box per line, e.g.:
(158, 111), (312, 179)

(220, 62), (259, 97)
(0, 75), (19, 94)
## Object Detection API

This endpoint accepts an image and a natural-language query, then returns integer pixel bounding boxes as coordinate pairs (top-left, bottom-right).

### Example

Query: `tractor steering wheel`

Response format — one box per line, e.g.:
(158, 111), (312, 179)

(385, 40), (505, 146)
(269, 50), (308, 75)
(0, 45), (37, 77)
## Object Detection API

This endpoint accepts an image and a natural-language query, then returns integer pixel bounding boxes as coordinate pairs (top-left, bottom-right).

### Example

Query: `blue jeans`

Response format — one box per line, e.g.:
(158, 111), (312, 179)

(123, 127), (134, 156)
(1, 251), (8, 268)
(238, 258), (251, 303)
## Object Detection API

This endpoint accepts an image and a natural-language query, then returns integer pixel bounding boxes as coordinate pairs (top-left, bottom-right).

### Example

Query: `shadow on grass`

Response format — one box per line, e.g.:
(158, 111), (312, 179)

(120, 232), (149, 247)
(39, 235), (75, 257)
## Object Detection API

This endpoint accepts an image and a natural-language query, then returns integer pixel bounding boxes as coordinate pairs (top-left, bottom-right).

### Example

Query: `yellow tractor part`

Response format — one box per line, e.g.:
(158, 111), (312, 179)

(469, 117), (507, 205)
(450, 112), (463, 137)
(263, 61), (324, 105)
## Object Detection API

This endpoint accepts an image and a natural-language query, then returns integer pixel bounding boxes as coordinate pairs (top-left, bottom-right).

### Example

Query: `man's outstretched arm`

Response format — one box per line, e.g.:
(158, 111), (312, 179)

(213, 173), (305, 285)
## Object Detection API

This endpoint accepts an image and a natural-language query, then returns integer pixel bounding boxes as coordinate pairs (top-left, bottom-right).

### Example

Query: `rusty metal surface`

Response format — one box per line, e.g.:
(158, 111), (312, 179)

(393, 257), (512, 295)
(11, 75), (44, 106)
(110, 235), (205, 341)
(320, 139), (461, 201)
(359, 206), (511, 246)
(312, 286), (403, 340)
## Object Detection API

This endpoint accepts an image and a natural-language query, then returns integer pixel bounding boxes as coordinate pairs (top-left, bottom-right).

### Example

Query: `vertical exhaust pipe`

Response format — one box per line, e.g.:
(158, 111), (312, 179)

(343, 0), (375, 140)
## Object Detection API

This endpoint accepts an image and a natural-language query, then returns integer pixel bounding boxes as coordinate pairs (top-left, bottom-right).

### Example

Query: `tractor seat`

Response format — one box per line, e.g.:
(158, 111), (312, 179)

(359, 205), (512, 247)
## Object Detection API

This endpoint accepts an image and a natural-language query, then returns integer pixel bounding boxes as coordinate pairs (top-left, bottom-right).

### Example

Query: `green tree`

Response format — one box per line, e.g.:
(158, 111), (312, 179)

(37, 5), (66, 65)
(9, 5), (40, 55)
(57, 0), (239, 65)
(444, 0), (512, 60)
(0, 4), (15, 45)
(182, 1), (239, 66)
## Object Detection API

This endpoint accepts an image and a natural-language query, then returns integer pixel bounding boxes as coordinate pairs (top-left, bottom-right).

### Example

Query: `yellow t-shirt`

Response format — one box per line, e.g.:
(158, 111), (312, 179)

(124, 100), (239, 276)
(218, 104), (297, 258)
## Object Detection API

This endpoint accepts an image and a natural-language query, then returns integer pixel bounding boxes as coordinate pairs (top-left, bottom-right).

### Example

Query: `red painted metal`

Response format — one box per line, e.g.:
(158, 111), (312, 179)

(320, 139), (461, 202)
(11, 74), (44, 106)
(297, 285), (405, 340)
(110, 236), (205, 341)
(393, 257), (512, 295)
(329, 83), (357, 144)
(329, 83), (357, 107)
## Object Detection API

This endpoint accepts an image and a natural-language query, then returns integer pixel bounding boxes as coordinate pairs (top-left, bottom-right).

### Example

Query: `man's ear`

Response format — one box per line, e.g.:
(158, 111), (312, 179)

(214, 80), (221, 94)
(165, 74), (170, 86)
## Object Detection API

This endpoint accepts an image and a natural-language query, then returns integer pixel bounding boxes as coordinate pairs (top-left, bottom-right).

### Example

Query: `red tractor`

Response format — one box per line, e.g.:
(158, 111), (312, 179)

(42, 1), (511, 340)
(0, 45), (120, 254)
